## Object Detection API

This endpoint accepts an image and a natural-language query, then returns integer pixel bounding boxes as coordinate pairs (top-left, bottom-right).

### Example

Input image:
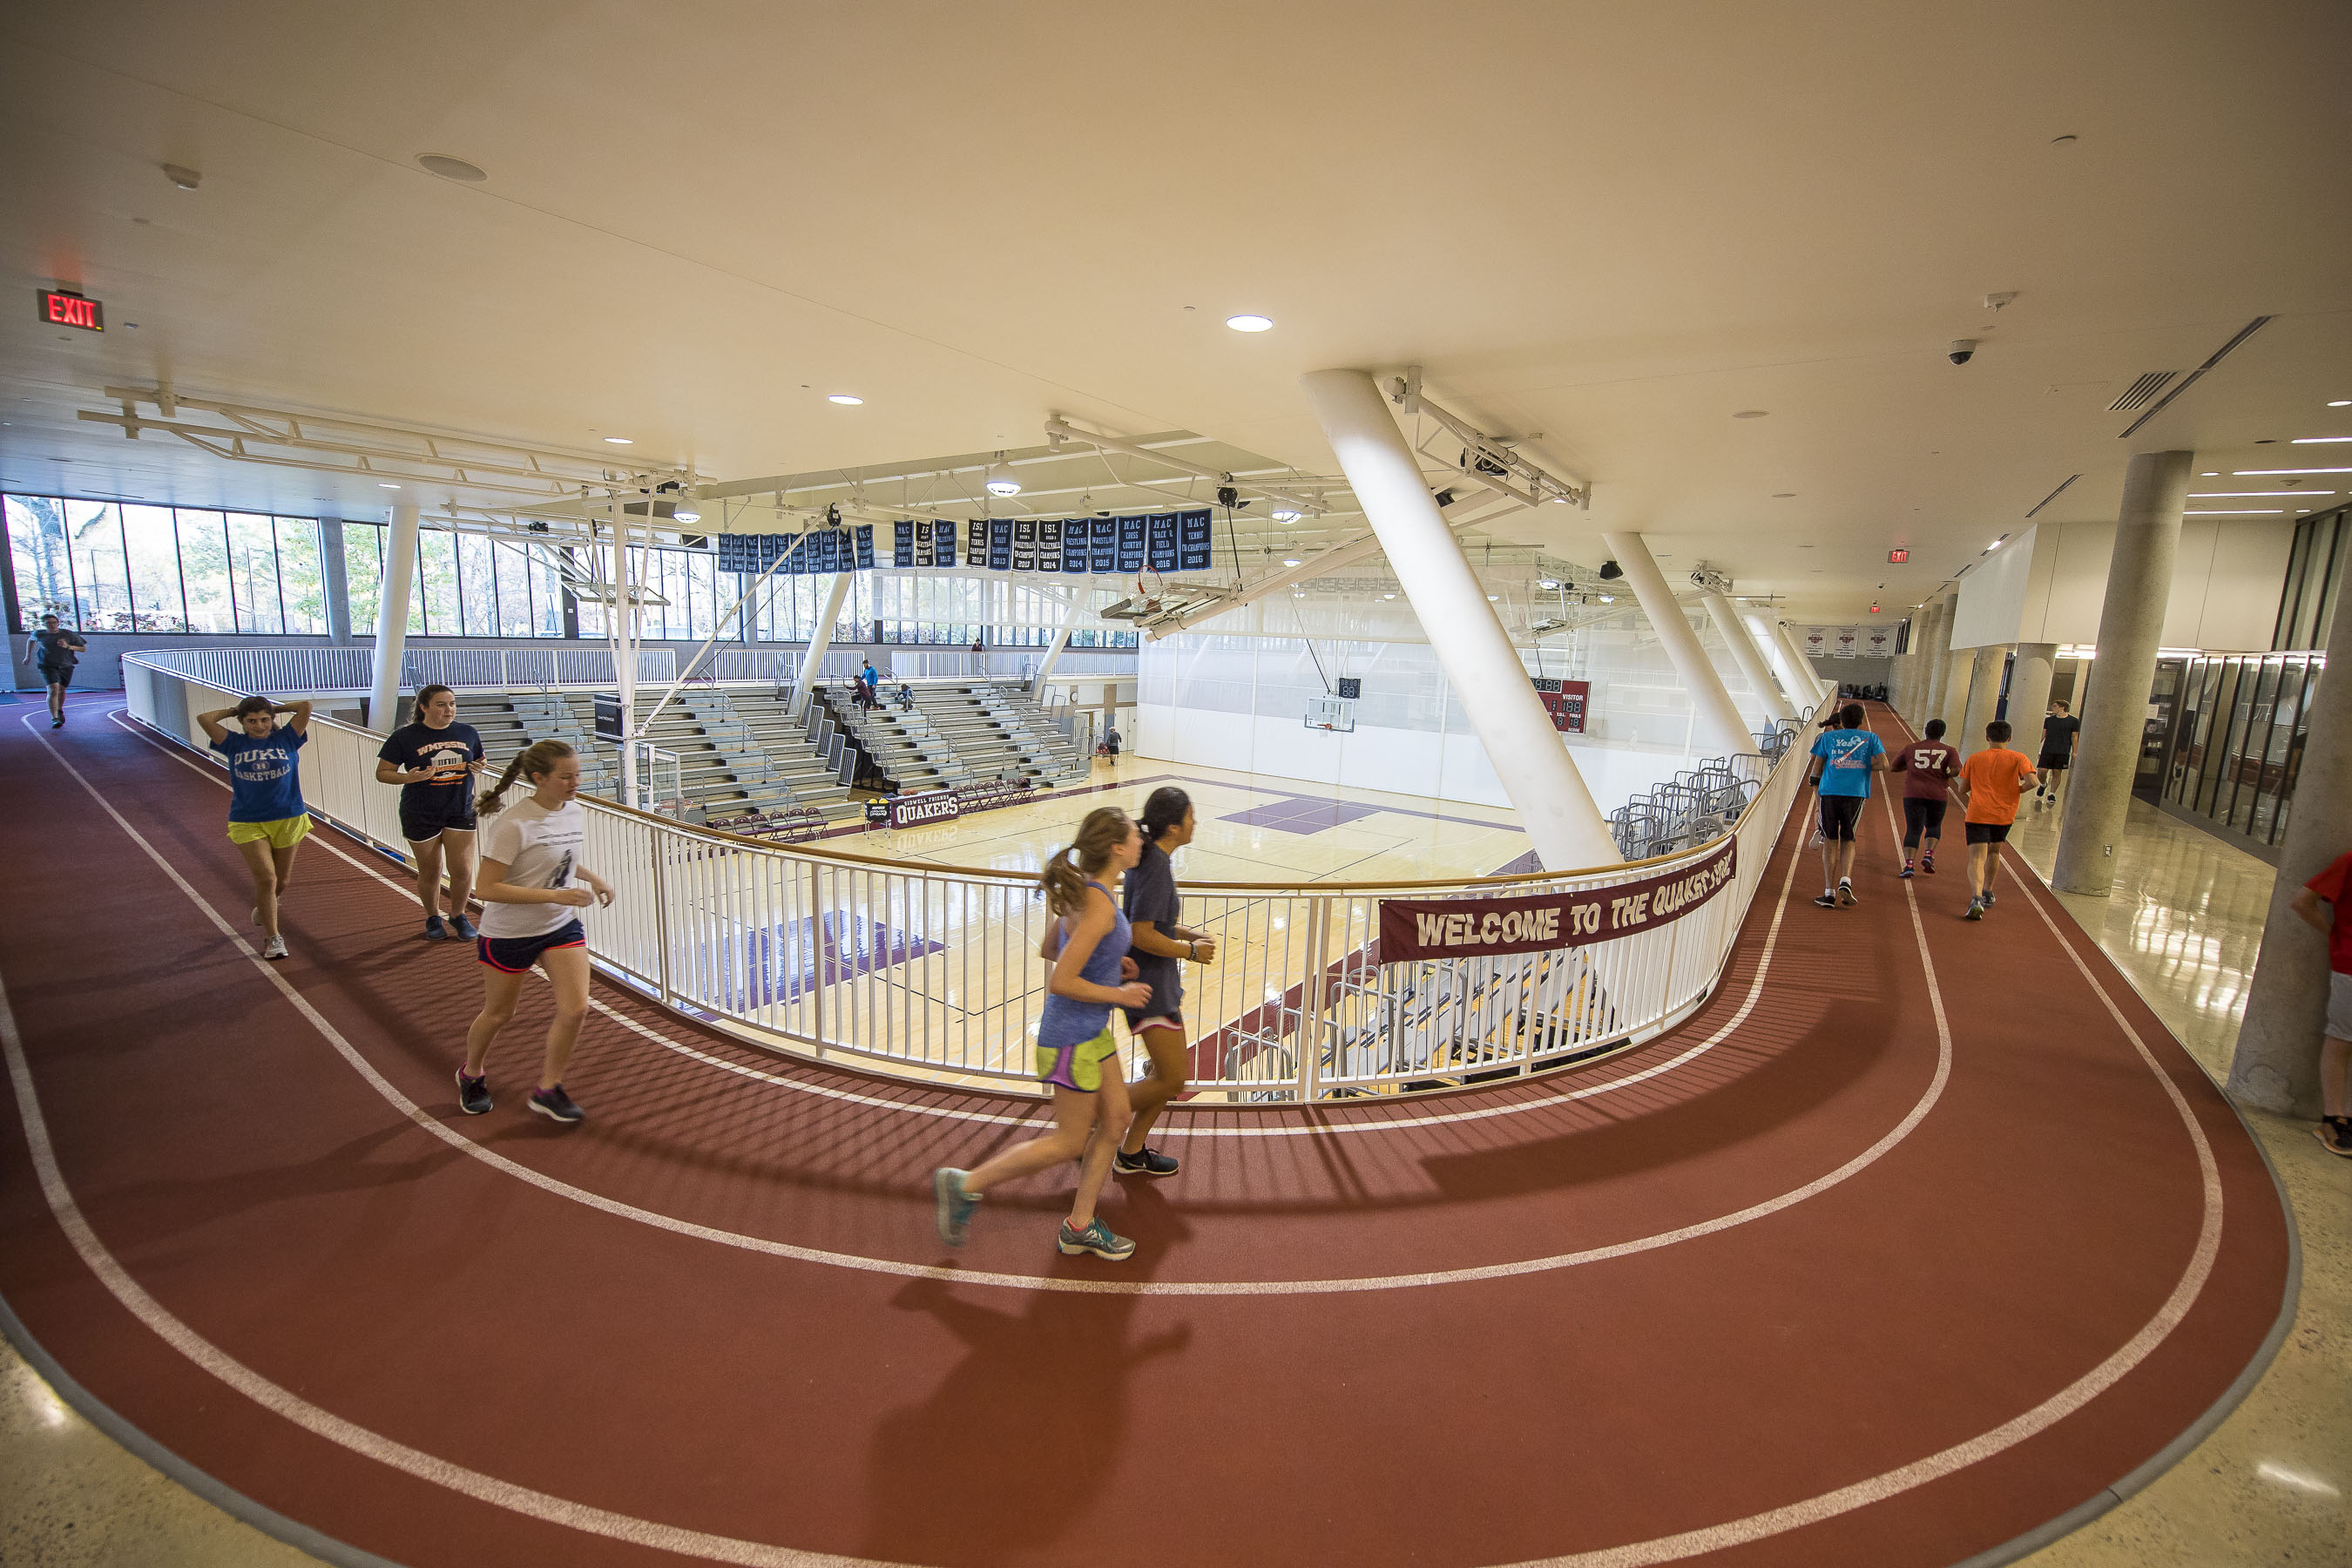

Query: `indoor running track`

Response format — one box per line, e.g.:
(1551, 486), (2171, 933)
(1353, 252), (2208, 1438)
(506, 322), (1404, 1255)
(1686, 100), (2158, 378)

(0, 694), (2294, 1568)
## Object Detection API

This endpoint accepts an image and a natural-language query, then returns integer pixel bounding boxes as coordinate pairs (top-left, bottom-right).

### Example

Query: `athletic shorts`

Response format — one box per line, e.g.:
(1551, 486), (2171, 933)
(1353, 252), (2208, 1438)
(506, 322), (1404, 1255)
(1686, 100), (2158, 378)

(226, 814), (313, 850)
(2327, 971), (2352, 1043)
(477, 918), (587, 973)
(1817, 794), (1865, 842)
(1964, 821), (2013, 845)
(2037, 752), (2071, 773)
(1123, 1009), (1184, 1037)
(1036, 1026), (1121, 1093)
(1902, 798), (1947, 845)
(400, 795), (478, 844)
(38, 666), (71, 687)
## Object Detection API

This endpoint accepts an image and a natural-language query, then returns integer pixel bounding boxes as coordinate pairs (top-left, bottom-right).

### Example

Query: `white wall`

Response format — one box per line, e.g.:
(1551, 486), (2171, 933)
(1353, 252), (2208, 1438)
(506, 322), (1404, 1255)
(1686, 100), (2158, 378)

(1134, 598), (1785, 813)
(1955, 516), (2291, 651)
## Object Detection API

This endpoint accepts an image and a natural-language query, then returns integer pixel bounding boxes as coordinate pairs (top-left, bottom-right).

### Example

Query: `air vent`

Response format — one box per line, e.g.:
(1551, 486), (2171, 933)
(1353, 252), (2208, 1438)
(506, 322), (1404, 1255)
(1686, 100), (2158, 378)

(2109, 372), (2179, 412)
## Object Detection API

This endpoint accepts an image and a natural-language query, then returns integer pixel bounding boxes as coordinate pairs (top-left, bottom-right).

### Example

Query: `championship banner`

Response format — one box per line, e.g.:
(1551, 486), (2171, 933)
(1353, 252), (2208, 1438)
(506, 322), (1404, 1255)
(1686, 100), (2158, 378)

(722, 510), (1206, 577)
(1864, 625), (1891, 657)
(1377, 838), (1736, 963)
(1801, 626), (1828, 659)
(1830, 625), (1859, 659)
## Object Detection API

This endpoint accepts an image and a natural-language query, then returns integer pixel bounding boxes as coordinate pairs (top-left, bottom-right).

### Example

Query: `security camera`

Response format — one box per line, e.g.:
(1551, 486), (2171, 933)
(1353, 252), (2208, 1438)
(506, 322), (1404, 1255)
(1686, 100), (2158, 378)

(1947, 339), (1978, 366)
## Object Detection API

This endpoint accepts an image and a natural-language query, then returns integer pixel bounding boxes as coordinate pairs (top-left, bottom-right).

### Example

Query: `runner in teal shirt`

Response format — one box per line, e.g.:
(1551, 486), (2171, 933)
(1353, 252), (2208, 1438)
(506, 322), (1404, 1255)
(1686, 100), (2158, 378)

(1808, 703), (1885, 908)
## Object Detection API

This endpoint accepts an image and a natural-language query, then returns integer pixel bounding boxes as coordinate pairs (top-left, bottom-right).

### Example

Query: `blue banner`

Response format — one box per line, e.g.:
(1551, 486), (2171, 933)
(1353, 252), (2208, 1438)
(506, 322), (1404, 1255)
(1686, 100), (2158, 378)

(893, 520), (915, 569)
(1179, 508), (1213, 571)
(1146, 513), (1179, 571)
(989, 519), (1013, 571)
(1116, 515), (1147, 573)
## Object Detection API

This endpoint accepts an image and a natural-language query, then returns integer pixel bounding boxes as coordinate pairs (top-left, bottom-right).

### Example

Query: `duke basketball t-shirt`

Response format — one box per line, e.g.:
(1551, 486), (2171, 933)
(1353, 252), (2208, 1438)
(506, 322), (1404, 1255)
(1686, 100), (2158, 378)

(478, 797), (586, 939)
(210, 727), (308, 822)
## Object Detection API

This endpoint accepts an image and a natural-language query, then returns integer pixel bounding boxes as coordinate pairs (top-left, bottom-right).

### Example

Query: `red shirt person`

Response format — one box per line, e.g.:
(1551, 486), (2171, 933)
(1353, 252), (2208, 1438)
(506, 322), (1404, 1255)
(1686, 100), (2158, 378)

(2290, 850), (2352, 1158)
(1889, 717), (1960, 876)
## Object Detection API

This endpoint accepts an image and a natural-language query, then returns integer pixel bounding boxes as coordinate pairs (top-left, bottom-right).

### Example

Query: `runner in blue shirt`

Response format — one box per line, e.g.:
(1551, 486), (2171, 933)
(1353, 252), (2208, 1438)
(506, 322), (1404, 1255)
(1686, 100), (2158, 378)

(1808, 702), (1885, 909)
(197, 694), (314, 959)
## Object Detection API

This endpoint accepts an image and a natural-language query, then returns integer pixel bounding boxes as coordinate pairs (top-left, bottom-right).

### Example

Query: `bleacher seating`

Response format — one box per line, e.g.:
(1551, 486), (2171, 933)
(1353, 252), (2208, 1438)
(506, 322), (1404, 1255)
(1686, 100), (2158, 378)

(911, 682), (1092, 786)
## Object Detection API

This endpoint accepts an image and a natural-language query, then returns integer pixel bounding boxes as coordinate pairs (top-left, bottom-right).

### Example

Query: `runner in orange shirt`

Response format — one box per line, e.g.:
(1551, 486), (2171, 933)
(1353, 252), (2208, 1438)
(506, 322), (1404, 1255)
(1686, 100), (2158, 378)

(1953, 720), (2038, 922)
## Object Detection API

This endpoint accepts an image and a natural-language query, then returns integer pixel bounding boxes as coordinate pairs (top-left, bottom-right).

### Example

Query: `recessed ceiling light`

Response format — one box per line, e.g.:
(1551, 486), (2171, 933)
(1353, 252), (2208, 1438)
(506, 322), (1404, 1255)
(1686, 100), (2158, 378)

(1598, 594), (1615, 602)
(1988, 540), (2001, 549)
(827, 395), (863, 405)
(2291, 436), (2350, 443)
(1382, 592), (1396, 599)
(1732, 409), (1768, 419)
(603, 436), (632, 444)
(1226, 314), (1274, 332)
(2191, 490), (2337, 497)
(417, 154), (488, 182)
(2238, 469), (2352, 476)
(1487, 594), (1500, 602)
(2328, 400), (2351, 407)
(379, 483), (402, 490)
(1281, 558), (1301, 567)
(2185, 510), (2285, 515)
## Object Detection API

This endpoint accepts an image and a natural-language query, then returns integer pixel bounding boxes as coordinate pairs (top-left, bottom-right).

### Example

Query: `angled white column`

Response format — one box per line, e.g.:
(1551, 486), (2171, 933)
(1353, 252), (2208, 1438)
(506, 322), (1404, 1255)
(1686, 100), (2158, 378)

(2055, 450), (2193, 895)
(1747, 612), (1808, 712)
(1957, 643), (2007, 754)
(1774, 621), (1829, 708)
(1701, 591), (1794, 724)
(1031, 590), (1087, 692)
(367, 504), (418, 729)
(1302, 368), (1619, 868)
(788, 570), (858, 720)
(1604, 532), (1753, 757)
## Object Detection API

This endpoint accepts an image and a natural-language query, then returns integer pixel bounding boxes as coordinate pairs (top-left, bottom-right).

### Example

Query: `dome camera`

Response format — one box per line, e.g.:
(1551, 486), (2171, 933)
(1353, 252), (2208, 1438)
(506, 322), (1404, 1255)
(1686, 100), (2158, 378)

(1947, 339), (1978, 366)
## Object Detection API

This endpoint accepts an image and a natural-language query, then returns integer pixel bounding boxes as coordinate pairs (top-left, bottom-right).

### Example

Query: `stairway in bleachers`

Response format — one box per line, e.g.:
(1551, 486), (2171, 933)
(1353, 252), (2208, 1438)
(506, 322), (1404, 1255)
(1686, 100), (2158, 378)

(911, 681), (1092, 787)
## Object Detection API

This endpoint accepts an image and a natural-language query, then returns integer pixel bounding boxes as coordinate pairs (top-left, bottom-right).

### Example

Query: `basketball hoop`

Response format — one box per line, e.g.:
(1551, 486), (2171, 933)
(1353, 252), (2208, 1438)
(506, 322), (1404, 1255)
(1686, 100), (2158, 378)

(1136, 566), (1166, 612)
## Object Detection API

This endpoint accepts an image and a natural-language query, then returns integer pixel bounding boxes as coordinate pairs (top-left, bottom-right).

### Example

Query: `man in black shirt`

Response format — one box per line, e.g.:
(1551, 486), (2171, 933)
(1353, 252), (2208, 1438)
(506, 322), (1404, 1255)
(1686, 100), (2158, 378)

(30, 613), (85, 729)
(2035, 700), (2082, 807)
(1116, 786), (1217, 1178)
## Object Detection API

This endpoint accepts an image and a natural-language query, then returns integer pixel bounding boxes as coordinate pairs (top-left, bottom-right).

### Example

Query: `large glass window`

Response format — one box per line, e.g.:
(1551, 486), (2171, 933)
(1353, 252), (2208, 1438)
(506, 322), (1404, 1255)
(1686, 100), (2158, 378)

(6, 496), (76, 624)
(276, 517), (327, 633)
(67, 504), (132, 631)
(121, 504), (186, 631)
(176, 510), (234, 633)
(226, 512), (283, 633)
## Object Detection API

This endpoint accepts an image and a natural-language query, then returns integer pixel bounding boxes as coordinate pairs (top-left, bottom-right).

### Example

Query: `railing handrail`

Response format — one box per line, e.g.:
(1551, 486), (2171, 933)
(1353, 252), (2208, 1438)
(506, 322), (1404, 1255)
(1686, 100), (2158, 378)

(116, 647), (1796, 896)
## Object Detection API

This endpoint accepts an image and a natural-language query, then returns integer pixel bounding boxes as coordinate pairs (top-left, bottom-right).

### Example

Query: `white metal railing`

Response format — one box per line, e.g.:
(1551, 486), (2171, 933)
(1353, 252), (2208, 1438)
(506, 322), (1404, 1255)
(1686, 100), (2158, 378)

(120, 647), (1812, 1105)
(1037, 651), (1138, 678)
(125, 644), (679, 694)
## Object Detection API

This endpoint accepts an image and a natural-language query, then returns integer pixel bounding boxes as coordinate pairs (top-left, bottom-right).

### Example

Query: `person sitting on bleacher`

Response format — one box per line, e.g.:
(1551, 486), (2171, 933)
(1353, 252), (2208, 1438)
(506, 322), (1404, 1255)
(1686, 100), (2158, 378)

(897, 682), (916, 711)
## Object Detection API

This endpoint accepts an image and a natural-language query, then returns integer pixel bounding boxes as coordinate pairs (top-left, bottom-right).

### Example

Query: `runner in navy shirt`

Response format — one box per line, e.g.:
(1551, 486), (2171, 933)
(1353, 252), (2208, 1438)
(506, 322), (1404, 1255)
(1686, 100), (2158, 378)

(196, 695), (313, 960)
(375, 684), (486, 942)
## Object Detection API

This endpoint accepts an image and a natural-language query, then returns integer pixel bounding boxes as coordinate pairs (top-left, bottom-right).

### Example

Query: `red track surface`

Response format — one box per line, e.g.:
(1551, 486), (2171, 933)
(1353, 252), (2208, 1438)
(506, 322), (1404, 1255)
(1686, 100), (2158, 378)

(0, 696), (2289, 1568)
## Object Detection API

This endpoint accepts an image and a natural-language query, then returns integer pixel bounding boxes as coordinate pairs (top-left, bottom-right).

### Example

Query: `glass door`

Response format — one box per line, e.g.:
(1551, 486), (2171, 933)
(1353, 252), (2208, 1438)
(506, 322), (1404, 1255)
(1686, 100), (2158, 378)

(2133, 658), (2187, 797)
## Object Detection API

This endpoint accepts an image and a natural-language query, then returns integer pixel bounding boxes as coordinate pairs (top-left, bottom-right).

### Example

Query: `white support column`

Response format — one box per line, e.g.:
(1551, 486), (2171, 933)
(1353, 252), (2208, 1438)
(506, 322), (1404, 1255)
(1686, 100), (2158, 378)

(606, 494), (640, 809)
(1746, 612), (1808, 713)
(1958, 643), (2007, 755)
(788, 571), (857, 720)
(1031, 590), (1087, 693)
(1604, 532), (1752, 757)
(1774, 621), (1830, 708)
(367, 504), (419, 729)
(1302, 368), (1619, 868)
(1702, 591), (1794, 724)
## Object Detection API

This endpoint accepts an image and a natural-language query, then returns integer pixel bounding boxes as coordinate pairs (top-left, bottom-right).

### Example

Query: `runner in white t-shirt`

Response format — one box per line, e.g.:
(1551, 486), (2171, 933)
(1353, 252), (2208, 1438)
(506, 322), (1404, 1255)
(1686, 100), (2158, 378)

(454, 740), (614, 1124)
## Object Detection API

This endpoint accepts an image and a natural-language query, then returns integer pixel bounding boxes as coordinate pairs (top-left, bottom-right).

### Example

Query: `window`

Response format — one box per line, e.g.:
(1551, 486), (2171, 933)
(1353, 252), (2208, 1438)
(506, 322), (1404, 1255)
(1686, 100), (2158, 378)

(226, 512), (283, 633)
(122, 505), (186, 631)
(176, 510), (233, 633)
(276, 517), (327, 633)
(66, 503), (132, 631)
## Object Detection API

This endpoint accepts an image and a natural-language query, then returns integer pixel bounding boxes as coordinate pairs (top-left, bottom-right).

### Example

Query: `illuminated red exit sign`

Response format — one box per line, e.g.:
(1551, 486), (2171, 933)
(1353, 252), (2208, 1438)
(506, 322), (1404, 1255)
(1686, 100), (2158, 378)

(1887, 547), (1909, 563)
(38, 290), (103, 332)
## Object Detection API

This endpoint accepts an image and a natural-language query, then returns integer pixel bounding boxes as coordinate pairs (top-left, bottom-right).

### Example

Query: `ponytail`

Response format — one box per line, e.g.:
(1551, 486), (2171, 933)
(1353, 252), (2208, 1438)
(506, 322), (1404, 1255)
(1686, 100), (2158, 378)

(1038, 805), (1136, 916)
(480, 738), (574, 814)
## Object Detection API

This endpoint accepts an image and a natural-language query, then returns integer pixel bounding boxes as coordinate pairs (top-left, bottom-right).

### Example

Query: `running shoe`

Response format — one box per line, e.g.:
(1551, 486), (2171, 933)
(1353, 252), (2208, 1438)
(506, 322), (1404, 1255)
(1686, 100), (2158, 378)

(2316, 1118), (2352, 1159)
(1813, 893), (1839, 909)
(448, 913), (479, 941)
(1837, 882), (1857, 907)
(51, 716), (63, 729)
(1984, 891), (1997, 908)
(1922, 855), (1936, 875)
(456, 1069), (491, 1116)
(529, 1084), (585, 1124)
(1114, 1146), (1180, 1178)
(423, 915), (448, 942)
(1963, 899), (1984, 922)
(260, 934), (289, 959)
(933, 1167), (979, 1246)
(1899, 862), (1916, 879)
(1057, 1217), (1137, 1260)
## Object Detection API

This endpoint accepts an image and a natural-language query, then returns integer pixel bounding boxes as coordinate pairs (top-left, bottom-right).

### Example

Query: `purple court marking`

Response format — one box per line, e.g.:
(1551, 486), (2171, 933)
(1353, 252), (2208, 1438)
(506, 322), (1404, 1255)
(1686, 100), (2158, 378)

(728, 914), (946, 1007)
(1222, 794), (1384, 834)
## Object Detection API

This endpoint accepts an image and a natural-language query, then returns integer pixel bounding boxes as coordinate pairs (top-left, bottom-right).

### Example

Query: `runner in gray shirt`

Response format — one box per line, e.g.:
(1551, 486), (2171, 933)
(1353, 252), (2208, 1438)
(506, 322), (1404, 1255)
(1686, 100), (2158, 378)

(1115, 787), (1218, 1177)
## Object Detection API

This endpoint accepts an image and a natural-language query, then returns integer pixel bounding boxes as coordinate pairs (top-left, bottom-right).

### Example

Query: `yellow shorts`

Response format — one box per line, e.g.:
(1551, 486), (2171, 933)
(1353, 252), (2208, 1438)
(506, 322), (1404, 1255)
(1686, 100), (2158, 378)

(227, 814), (314, 850)
(1036, 1026), (1121, 1093)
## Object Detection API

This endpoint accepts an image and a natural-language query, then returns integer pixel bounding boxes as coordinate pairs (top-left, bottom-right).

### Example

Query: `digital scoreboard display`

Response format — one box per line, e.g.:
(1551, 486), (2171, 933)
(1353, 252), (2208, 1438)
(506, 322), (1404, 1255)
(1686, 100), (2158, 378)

(38, 290), (103, 332)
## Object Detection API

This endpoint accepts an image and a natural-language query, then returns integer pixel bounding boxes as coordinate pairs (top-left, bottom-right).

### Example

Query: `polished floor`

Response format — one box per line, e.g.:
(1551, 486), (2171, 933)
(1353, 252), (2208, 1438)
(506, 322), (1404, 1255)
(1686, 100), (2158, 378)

(0, 696), (2340, 1566)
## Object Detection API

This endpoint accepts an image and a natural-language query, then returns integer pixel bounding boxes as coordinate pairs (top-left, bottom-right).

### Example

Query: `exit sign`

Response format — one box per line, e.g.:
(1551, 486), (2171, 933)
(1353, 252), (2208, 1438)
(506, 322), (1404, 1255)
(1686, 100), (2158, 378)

(38, 290), (103, 332)
(1888, 548), (1909, 563)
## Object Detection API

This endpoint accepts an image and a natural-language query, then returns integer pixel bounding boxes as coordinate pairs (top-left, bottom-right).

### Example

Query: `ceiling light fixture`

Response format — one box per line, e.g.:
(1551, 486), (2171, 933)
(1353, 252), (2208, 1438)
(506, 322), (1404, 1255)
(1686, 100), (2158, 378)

(2185, 509), (2284, 516)
(2200, 471), (2220, 476)
(2291, 436), (2350, 443)
(603, 436), (632, 445)
(1281, 558), (1301, 567)
(1598, 559), (1623, 579)
(378, 483), (402, 490)
(672, 507), (702, 524)
(1226, 314), (1274, 332)
(1538, 579), (1558, 590)
(1487, 594), (1500, 602)
(984, 454), (1022, 497)
(2192, 490), (2337, 497)
(1382, 592), (1396, 599)
(1272, 506), (1301, 522)
(1598, 594), (1615, 603)
(827, 395), (863, 405)
(2237, 469), (2352, 476)
(2328, 400), (2351, 408)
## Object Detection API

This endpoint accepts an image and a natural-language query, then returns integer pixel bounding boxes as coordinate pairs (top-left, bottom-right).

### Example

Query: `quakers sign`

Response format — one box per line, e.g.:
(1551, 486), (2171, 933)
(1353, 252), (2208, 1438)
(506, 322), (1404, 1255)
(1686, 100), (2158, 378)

(1377, 839), (1737, 963)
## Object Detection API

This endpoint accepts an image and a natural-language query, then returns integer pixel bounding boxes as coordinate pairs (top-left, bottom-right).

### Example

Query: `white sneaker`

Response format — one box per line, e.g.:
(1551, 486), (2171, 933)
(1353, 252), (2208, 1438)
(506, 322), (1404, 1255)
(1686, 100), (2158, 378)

(260, 935), (288, 960)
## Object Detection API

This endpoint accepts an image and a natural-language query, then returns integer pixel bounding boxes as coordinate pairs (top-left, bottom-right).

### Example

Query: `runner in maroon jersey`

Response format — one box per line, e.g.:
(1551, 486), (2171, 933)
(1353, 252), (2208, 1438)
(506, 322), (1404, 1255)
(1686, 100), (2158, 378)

(1889, 718), (1960, 879)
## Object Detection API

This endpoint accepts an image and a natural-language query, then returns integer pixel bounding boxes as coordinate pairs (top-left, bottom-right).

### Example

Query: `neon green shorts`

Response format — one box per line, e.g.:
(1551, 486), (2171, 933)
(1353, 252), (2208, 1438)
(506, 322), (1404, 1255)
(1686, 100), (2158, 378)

(227, 814), (313, 850)
(1036, 1026), (1121, 1093)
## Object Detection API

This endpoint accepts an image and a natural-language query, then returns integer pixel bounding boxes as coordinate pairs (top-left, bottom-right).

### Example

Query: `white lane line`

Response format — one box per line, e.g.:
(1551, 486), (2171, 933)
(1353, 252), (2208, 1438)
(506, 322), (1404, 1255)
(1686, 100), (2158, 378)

(52, 708), (1949, 1295)
(4, 703), (2224, 1568)
(104, 706), (1808, 1140)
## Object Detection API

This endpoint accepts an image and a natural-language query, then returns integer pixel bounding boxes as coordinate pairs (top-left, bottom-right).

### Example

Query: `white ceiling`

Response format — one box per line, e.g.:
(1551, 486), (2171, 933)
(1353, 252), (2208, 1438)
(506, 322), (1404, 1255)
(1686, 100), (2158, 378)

(3, 0), (2349, 622)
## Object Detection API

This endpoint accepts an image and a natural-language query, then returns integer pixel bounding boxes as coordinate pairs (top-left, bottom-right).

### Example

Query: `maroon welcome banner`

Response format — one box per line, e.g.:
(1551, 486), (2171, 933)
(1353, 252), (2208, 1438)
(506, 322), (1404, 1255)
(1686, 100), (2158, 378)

(1377, 839), (1737, 963)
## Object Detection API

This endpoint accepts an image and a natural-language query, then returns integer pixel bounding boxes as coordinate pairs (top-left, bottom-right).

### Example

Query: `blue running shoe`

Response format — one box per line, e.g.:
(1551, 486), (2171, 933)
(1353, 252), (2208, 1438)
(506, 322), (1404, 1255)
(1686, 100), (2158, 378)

(934, 1168), (979, 1247)
(1057, 1217), (1136, 1260)
(1114, 1146), (1179, 1178)
(448, 913), (480, 941)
